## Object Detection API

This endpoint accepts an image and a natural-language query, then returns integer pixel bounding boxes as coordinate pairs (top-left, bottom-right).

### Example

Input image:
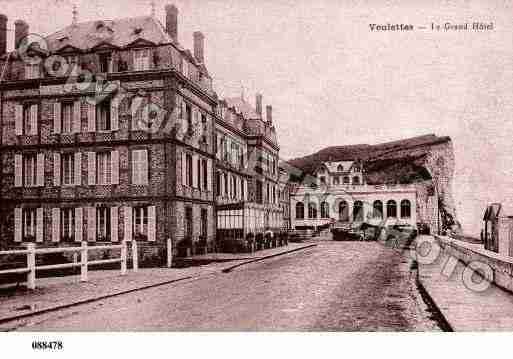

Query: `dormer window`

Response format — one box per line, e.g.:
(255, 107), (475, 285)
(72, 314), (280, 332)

(25, 63), (40, 79)
(133, 49), (150, 71)
(337, 165), (343, 172)
(99, 52), (112, 73)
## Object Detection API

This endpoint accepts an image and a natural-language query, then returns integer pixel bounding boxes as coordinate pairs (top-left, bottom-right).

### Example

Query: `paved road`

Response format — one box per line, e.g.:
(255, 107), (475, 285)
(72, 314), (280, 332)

(3, 241), (441, 331)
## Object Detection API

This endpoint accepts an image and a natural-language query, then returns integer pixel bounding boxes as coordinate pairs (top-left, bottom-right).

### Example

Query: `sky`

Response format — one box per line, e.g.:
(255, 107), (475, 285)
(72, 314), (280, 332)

(1, 0), (512, 235)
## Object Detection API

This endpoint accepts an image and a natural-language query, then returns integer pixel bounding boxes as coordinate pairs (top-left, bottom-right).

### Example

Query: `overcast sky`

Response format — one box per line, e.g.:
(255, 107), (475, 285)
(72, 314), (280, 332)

(1, 0), (512, 235)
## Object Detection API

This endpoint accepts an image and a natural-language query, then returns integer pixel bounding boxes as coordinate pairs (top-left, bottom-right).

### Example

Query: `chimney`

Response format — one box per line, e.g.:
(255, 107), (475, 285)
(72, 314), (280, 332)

(0, 14), (7, 56)
(255, 93), (263, 116)
(266, 105), (273, 124)
(193, 31), (204, 63)
(14, 20), (29, 49)
(165, 4), (178, 42)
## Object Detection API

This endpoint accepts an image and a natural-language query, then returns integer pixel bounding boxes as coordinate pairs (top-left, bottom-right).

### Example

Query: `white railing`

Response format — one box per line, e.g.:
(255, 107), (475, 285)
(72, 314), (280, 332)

(0, 240), (140, 290)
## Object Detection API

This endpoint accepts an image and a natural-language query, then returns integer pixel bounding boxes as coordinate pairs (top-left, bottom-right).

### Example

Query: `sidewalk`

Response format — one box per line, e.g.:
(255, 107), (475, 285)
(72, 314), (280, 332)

(418, 251), (513, 331)
(0, 242), (316, 325)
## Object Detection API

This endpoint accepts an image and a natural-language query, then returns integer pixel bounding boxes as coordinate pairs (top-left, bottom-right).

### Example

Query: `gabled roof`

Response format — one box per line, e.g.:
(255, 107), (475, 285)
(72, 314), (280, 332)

(323, 161), (355, 173)
(45, 16), (173, 53)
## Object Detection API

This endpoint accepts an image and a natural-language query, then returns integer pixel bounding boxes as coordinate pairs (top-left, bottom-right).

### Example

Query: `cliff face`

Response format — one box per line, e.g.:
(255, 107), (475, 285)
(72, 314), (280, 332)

(286, 134), (460, 233)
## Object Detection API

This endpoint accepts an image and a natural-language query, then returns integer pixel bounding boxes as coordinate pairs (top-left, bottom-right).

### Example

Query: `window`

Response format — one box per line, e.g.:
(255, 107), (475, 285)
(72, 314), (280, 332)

(61, 208), (75, 241)
(353, 201), (364, 221)
(61, 153), (75, 186)
(200, 208), (208, 238)
(352, 176), (360, 185)
(197, 158), (201, 189)
(132, 149), (148, 185)
(387, 200), (397, 218)
(185, 206), (193, 238)
(25, 63), (40, 79)
(97, 99), (111, 131)
(133, 49), (150, 71)
(202, 159), (208, 190)
(337, 165), (343, 172)
(295, 202), (304, 219)
(224, 173), (228, 196)
(96, 207), (111, 241)
(373, 200), (383, 219)
(96, 151), (111, 185)
(333, 176), (340, 185)
(256, 180), (263, 203)
(186, 104), (192, 134)
(400, 200), (411, 218)
(23, 154), (37, 187)
(320, 202), (330, 218)
(354, 165), (361, 172)
(318, 168), (325, 174)
(240, 178), (245, 200)
(22, 104), (37, 135)
(61, 102), (73, 133)
(186, 154), (193, 187)
(343, 176), (350, 184)
(99, 52), (112, 73)
(320, 177), (326, 184)
(308, 202), (317, 219)
(65, 55), (79, 72)
(216, 171), (221, 196)
(266, 183), (270, 203)
(133, 206), (148, 238)
(23, 208), (37, 241)
(339, 200), (349, 221)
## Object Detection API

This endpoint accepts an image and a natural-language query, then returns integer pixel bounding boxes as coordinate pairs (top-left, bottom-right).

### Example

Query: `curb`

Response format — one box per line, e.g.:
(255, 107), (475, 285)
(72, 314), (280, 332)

(0, 275), (194, 327)
(221, 244), (317, 273)
(415, 265), (454, 332)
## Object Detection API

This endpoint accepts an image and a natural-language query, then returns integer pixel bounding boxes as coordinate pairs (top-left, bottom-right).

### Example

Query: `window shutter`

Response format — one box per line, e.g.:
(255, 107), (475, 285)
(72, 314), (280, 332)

(72, 100), (81, 133)
(14, 208), (22, 242)
(87, 207), (96, 241)
(123, 206), (132, 241)
(14, 154), (22, 187)
(110, 206), (118, 242)
(53, 152), (61, 186)
(36, 207), (44, 243)
(244, 179), (248, 201)
(111, 96), (119, 131)
(148, 205), (156, 242)
(75, 207), (83, 242)
(53, 102), (61, 134)
(181, 152), (187, 186)
(87, 152), (96, 185)
(87, 103), (96, 132)
(192, 154), (198, 188)
(74, 152), (82, 185)
(141, 150), (148, 184)
(52, 207), (60, 242)
(36, 153), (45, 187)
(30, 104), (38, 135)
(131, 98), (139, 131)
(131, 150), (139, 184)
(207, 159), (212, 191)
(111, 150), (119, 185)
(15, 104), (23, 135)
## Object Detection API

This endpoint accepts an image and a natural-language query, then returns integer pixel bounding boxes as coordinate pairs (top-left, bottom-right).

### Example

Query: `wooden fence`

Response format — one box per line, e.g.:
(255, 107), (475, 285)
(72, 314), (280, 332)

(0, 240), (141, 290)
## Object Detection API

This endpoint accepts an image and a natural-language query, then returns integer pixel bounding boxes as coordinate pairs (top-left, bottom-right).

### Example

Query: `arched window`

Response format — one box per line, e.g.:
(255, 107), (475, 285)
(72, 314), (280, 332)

(373, 200), (383, 219)
(337, 165), (344, 172)
(318, 167), (325, 174)
(401, 199), (411, 218)
(353, 200), (364, 221)
(320, 201), (330, 218)
(387, 200), (397, 218)
(343, 176), (350, 184)
(295, 202), (304, 219)
(339, 200), (349, 221)
(308, 202), (317, 219)
(352, 176), (360, 185)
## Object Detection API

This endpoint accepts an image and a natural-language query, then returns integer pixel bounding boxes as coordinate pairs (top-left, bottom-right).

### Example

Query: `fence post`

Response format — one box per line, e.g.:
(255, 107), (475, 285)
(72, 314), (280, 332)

(80, 241), (88, 282)
(167, 237), (173, 268)
(120, 240), (127, 275)
(132, 240), (138, 272)
(26, 243), (36, 290)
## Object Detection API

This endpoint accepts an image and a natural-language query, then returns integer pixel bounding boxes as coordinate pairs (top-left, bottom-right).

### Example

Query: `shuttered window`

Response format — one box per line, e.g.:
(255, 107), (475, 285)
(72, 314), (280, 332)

(23, 154), (37, 187)
(133, 206), (148, 238)
(61, 153), (74, 186)
(21, 104), (38, 136)
(96, 207), (111, 241)
(61, 102), (73, 133)
(23, 208), (37, 241)
(61, 208), (75, 242)
(96, 152), (111, 185)
(97, 100), (111, 131)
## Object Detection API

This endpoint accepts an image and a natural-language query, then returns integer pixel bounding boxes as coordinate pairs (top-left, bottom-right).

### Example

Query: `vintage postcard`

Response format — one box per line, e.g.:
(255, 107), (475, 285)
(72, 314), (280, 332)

(0, 0), (511, 356)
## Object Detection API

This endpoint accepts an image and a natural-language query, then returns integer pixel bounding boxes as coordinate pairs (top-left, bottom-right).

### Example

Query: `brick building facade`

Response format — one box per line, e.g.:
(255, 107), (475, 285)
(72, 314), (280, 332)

(0, 5), (219, 264)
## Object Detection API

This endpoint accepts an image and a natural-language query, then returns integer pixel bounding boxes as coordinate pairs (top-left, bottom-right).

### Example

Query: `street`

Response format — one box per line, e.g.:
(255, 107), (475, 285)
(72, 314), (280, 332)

(2, 241), (441, 331)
